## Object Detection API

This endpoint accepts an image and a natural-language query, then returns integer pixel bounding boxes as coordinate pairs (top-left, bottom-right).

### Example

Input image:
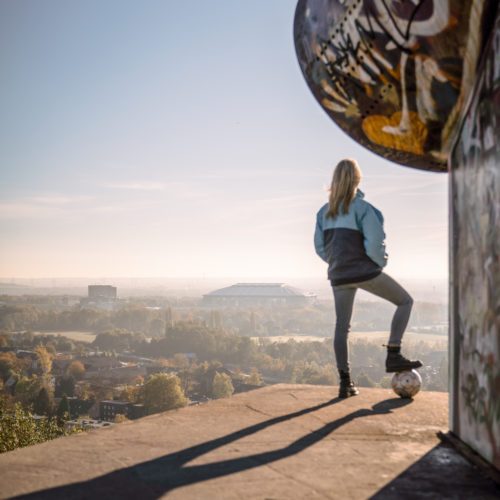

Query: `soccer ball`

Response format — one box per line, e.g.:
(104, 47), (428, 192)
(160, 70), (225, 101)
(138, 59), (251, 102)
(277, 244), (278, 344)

(391, 370), (422, 399)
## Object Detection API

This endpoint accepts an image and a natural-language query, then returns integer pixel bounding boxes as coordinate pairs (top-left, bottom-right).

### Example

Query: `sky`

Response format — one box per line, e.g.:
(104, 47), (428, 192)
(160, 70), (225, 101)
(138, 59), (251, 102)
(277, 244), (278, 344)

(0, 0), (448, 282)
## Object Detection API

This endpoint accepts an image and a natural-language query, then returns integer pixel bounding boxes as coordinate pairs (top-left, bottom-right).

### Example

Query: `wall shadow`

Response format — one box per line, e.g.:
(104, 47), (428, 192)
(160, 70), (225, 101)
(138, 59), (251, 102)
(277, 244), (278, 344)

(371, 442), (500, 499)
(14, 397), (410, 499)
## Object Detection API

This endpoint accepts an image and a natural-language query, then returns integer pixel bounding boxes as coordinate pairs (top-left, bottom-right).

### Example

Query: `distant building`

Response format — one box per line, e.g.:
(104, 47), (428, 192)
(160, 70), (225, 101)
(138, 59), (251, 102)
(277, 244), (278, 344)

(99, 401), (145, 422)
(85, 365), (147, 384)
(145, 365), (175, 377)
(78, 355), (122, 371)
(53, 397), (95, 419)
(128, 404), (146, 420)
(80, 285), (117, 310)
(88, 285), (117, 300)
(203, 283), (317, 307)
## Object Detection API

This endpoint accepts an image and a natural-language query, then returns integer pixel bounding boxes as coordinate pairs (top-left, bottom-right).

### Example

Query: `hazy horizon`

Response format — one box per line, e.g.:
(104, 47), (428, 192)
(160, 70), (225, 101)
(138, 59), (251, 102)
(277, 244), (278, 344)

(0, 275), (448, 303)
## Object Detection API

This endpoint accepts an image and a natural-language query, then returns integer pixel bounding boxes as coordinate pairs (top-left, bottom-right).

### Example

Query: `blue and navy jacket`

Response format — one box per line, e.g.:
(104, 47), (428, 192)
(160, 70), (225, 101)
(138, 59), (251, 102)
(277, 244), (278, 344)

(314, 189), (388, 286)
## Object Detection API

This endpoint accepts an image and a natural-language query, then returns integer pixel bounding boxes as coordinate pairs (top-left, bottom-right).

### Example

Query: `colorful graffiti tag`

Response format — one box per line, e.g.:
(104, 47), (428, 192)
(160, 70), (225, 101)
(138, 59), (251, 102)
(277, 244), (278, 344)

(451, 8), (500, 468)
(294, 0), (495, 171)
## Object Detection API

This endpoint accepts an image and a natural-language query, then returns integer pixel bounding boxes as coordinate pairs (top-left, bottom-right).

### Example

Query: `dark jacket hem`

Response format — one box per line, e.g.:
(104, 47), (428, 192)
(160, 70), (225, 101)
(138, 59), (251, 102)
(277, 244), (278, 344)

(330, 270), (382, 287)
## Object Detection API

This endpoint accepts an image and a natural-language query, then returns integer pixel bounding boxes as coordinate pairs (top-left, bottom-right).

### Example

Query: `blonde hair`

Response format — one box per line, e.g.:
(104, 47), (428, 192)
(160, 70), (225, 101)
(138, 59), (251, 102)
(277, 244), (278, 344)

(326, 159), (362, 218)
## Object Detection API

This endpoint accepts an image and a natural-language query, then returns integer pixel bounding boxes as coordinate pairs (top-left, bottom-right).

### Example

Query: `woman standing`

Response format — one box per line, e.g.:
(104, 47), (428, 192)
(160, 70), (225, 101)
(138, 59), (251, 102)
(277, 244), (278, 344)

(314, 159), (422, 398)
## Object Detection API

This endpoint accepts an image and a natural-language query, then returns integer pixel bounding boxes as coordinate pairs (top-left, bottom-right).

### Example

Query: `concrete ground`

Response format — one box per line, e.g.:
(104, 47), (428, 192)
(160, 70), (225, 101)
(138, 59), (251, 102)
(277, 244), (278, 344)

(0, 385), (498, 499)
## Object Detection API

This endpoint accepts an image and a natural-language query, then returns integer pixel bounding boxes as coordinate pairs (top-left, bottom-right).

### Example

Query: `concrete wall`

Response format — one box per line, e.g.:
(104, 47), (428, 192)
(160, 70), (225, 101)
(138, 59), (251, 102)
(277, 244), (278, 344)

(449, 8), (500, 469)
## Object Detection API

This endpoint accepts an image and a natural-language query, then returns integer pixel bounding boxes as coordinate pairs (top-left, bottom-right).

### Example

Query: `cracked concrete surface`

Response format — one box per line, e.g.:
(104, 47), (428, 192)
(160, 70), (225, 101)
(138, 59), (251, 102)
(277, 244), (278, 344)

(0, 385), (498, 499)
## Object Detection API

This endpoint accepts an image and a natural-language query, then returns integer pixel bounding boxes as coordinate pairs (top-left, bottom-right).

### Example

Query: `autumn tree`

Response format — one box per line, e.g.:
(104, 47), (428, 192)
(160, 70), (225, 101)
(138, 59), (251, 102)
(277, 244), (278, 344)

(176, 368), (194, 395)
(15, 376), (43, 407)
(44, 344), (56, 356)
(33, 387), (53, 416)
(0, 402), (70, 454)
(193, 361), (223, 397)
(247, 368), (262, 386)
(0, 352), (18, 381)
(35, 346), (52, 374)
(92, 330), (130, 351)
(132, 375), (144, 386)
(56, 337), (75, 352)
(56, 375), (75, 397)
(74, 381), (91, 400)
(67, 360), (85, 380)
(114, 414), (129, 424)
(118, 385), (139, 403)
(211, 372), (234, 399)
(172, 353), (190, 369)
(140, 373), (187, 414)
(56, 395), (70, 424)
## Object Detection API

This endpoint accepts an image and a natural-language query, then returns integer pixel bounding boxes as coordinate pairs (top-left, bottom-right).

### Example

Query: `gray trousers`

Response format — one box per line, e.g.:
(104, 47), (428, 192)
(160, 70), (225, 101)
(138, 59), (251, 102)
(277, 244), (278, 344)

(332, 272), (413, 372)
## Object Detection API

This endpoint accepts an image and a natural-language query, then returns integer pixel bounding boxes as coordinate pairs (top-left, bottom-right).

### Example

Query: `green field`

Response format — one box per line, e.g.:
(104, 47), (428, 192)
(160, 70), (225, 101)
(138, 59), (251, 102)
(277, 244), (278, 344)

(33, 331), (97, 343)
(253, 331), (447, 345)
(350, 331), (447, 343)
(251, 335), (328, 344)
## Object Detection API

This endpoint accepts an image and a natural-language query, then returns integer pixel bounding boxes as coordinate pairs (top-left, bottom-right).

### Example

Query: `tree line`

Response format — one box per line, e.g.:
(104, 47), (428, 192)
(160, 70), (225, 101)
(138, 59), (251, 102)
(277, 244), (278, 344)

(0, 299), (447, 338)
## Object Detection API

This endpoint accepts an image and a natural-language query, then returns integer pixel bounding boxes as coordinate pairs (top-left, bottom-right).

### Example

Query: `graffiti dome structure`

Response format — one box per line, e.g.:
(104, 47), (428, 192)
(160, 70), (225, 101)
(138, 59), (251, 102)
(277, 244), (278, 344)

(294, 0), (495, 171)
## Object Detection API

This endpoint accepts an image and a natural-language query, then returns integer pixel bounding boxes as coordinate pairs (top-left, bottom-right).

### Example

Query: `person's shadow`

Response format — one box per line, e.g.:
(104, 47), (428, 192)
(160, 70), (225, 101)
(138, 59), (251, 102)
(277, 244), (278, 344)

(14, 397), (411, 499)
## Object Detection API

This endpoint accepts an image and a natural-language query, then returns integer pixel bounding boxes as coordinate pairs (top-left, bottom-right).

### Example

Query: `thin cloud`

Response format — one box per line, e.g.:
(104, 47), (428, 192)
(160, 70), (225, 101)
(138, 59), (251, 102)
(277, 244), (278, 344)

(192, 168), (327, 180)
(102, 181), (169, 191)
(368, 179), (446, 198)
(0, 202), (60, 218)
(29, 195), (94, 204)
(101, 181), (210, 199)
(215, 192), (321, 224)
(0, 195), (96, 218)
(253, 192), (320, 208)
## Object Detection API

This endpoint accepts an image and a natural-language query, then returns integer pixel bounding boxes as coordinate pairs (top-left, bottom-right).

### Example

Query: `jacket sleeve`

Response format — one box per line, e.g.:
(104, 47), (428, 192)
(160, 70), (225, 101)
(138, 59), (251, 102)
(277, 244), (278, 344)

(314, 211), (328, 263)
(359, 205), (388, 268)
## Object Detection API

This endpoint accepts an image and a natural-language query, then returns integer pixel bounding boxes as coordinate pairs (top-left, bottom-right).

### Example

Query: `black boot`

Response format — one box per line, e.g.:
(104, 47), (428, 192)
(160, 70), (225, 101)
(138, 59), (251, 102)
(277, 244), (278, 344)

(338, 370), (359, 398)
(385, 345), (423, 373)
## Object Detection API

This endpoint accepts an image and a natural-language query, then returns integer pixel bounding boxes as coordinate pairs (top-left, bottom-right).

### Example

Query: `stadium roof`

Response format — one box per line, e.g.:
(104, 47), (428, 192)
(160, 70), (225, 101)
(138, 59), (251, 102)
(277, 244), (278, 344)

(203, 283), (316, 298)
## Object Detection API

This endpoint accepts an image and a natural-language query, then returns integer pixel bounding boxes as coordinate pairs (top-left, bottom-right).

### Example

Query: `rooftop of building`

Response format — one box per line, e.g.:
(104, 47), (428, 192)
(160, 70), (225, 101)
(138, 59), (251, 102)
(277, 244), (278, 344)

(204, 282), (316, 298)
(2, 385), (499, 498)
(100, 400), (132, 406)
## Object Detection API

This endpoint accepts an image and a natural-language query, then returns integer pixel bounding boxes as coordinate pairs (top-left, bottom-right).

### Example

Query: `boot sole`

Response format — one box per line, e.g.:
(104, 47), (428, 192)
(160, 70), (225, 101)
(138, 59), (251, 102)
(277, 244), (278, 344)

(339, 389), (359, 398)
(386, 362), (423, 373)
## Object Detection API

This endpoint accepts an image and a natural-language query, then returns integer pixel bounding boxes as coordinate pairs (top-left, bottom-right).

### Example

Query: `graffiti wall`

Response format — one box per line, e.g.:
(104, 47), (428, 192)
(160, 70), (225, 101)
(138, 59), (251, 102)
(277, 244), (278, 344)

(450, 8), (500, 469)
(294, 0), (495, 171)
